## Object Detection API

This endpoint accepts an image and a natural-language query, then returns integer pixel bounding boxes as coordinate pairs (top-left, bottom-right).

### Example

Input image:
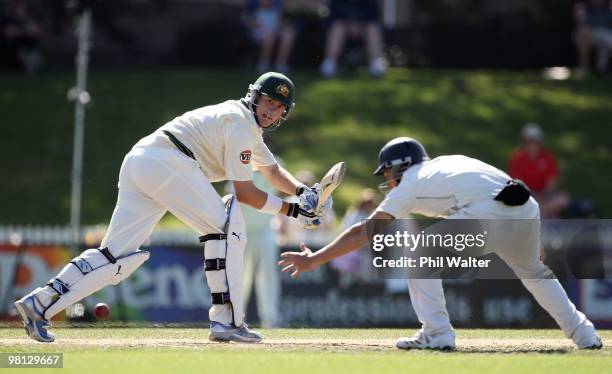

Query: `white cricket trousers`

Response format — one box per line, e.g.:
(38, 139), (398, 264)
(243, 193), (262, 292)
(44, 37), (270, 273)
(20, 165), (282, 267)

(407, 198), (593, 341)
(101, 145), (227, 257)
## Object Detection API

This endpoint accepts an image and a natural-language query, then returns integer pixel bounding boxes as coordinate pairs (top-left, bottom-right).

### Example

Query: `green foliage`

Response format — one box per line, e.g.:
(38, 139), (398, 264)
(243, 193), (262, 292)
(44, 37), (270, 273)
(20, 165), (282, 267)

(1, 68), (611, 224)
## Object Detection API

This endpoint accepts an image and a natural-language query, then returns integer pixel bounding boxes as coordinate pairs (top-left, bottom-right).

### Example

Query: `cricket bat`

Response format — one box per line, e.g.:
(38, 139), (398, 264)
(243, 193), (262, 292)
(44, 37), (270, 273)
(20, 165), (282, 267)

(314, 162), (346, 215)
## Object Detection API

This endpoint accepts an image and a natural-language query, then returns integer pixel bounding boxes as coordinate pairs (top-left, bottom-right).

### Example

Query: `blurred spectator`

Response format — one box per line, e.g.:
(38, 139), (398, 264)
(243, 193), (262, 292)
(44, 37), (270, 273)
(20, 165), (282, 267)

(329, 188), (377, 275)
(277, 169), (337, 248)
(243, 0), (296, 73)
(565, 198), (596, 218)
(90, 1), (135, 48)
(1, 0), (43, 73)
(508, 123), (570, 218)
(319, 0), (386, 78)
(574, 0), (612, 75)
(45, 0), (66, 35)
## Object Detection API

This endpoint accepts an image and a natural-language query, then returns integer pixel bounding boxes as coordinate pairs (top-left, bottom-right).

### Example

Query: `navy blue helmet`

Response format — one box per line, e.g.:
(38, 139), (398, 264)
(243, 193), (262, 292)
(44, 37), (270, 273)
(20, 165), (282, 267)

(373, 137), (429, 176)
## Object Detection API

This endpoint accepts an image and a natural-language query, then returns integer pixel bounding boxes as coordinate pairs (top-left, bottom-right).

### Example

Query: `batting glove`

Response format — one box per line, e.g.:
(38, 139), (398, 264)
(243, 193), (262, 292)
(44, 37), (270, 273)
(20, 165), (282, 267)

(299, 183), (320, 212)
(300, 184), (333, 230)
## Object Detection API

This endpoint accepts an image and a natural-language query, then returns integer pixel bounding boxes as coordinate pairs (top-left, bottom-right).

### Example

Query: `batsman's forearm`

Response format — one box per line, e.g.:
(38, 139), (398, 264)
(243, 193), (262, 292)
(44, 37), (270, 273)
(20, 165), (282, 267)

(236, 185), (295, 216)
(312, 223), (369, 266)
(273, 165), (302, 195)
(262, 164), (301, 195)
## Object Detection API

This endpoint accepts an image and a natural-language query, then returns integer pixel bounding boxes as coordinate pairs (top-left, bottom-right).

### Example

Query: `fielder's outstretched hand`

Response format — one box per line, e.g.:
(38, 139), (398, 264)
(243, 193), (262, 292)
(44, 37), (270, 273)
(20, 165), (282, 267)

(278, 243), (318, 278)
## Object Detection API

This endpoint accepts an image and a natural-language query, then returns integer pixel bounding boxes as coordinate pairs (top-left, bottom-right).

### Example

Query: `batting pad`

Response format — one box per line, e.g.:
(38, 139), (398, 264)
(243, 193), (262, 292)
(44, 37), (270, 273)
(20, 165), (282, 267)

(43, 249), (149, 319)
(204, 195), (247, 327)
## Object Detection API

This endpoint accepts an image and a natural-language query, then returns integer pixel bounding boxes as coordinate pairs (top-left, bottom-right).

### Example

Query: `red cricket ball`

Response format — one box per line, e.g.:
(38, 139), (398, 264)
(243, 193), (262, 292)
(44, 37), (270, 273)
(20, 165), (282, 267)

(94, 302), (110, 320)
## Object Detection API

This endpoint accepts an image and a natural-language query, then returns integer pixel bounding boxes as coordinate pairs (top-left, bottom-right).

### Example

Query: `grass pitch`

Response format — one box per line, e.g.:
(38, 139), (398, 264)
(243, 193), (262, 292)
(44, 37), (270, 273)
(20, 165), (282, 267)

(1, 328), (610, 373)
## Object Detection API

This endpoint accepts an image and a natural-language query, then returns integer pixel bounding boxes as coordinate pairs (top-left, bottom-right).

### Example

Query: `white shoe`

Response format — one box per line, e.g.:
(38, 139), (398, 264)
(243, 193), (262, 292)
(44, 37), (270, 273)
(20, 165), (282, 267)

(579, 335), (603, 350)
(396, 329), (455, 351)
(232, 323), (263, 343)
(208, 321), (262, 343)
(572, 322), (603, 349)
(14, 295), (55, 343)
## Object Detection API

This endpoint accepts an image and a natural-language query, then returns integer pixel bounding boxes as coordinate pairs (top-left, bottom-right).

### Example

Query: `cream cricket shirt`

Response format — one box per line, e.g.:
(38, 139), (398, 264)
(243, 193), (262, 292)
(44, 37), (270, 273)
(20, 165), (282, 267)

(138, 100), (276, 182)
(377, 155), (513, 218)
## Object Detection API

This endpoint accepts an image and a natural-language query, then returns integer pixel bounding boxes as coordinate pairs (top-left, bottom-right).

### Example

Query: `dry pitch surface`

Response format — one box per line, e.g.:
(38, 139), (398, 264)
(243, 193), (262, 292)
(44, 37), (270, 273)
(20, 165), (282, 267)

(1, 327), (610, 373)
(1, 326), (609, 353)
(0, 335), (594, 354)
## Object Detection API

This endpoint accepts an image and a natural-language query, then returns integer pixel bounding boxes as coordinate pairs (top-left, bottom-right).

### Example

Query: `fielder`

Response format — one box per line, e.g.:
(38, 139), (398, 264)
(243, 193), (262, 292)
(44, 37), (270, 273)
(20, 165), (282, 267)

(279, 137), (603, 350)
(15, 72), (330, 343)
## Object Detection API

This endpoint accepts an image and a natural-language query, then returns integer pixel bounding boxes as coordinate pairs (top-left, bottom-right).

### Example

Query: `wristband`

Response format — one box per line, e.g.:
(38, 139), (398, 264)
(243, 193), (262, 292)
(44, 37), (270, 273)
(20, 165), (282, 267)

(259, 194), (283, 214)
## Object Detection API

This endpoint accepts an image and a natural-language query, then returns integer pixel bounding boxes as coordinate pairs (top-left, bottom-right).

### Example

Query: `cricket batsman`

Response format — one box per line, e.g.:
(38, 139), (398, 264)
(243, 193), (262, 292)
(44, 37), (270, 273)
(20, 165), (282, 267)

(279, 137), (603, 350)
(14, 72), (331, 343)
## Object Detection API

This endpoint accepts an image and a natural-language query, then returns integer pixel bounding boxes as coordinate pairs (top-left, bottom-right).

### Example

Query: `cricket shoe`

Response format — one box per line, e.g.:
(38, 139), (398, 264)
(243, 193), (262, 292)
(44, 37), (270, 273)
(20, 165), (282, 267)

(572, 322), (603, 349)
(208, 321), (262, 343)
(14, 295), (55, 343)
(579, 335), (603, 350)
(396, 329), (455, 351)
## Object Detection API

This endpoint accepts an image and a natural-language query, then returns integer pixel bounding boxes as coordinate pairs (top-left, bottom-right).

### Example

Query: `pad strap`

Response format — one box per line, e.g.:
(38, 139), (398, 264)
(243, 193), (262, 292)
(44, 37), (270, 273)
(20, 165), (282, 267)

(199, 233), (227, 243)
(98, 247), (117, 264)
(47, 278), (70, 295)
(205, 258), (226, 271)
(211, 292), (231, 305)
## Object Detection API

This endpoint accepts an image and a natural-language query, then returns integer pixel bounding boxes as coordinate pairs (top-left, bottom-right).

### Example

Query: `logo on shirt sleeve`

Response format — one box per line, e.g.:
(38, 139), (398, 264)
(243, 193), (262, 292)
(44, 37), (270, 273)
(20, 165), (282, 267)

(240, 150), (252, 164)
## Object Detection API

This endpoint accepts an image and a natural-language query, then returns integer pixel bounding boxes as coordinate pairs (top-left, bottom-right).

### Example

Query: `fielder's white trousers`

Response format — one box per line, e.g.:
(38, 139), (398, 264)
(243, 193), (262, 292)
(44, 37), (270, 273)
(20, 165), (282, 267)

(242, 225), (281, 327)
(408, 198), (593, 341)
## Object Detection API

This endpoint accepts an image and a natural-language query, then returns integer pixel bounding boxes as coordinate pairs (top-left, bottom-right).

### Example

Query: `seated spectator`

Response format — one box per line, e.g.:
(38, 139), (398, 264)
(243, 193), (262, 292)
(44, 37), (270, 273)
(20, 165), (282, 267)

(319, 0), (386, 78)
(574, 0), (612, 75)
(243, 0), (296, 73)
(508, 123), (570, 218)
(1, 0), (43, 73)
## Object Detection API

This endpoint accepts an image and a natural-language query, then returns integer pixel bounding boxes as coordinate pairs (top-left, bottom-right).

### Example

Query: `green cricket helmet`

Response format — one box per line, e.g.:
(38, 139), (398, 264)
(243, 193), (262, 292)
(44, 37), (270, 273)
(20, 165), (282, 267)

(246, 72), (295, 131)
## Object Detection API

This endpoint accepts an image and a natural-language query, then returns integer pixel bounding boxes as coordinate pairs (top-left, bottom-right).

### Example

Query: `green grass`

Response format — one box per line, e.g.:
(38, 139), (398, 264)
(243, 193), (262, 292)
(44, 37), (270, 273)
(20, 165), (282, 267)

(1, 68), (611, 225)
(1, 328), (610, 373)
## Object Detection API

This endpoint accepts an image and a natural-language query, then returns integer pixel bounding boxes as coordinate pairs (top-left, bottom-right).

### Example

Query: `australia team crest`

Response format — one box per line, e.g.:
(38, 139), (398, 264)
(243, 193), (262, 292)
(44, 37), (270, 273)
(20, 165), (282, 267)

(276, 84), (289, 98)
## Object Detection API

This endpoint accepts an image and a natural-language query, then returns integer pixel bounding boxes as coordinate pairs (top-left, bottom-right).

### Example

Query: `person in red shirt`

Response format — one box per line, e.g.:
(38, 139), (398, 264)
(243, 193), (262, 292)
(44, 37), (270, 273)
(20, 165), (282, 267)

(508, 123), (570, 218)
